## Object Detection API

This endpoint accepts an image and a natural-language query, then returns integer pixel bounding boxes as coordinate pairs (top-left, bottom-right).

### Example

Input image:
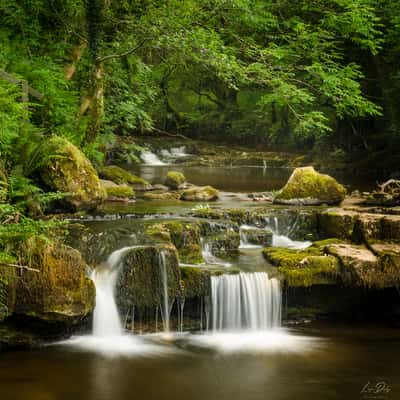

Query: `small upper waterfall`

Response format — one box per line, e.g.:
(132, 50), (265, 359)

(239, 225), (263, 249)
(201, 239), (231, 267)
(91, 246), (133, 337)
(140, 151), (167, 165)
(211, 272), (281, 331)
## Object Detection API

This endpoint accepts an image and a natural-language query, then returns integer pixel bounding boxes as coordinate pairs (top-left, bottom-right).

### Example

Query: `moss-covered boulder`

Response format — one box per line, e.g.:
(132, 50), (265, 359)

(263, 239), (342, 287)
(0, 163), (8, 203)
(318, 208), (358, 240)
(165, 171), (186, 189)
(40, 136), (106, 211)
(115, 244), (181, 314)
(180, 186), (219, 201)
(146, 221), (203, 264)
(100, 165), (150, 190)
(240, 226), (273, 247)
(13, 238), (95, 324)
(274, 166), (346, 205)
(100, 179), (135, 202)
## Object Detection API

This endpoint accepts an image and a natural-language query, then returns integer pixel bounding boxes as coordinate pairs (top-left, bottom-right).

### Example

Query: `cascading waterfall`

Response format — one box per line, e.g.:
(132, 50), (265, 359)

(91, 247), (134, 337)
(266, 216), (311, 250)
(201, 239), (231, 267)
(211, 272), (281, 331)
(140, 151), (167, 165)
(239, 225), (262, 249)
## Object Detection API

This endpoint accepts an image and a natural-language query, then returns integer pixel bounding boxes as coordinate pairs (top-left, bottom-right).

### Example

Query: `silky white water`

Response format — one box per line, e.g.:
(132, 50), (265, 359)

(211, 272), (281, 331)
(201, 239), (231, 267)
(140, 151), (167, 165)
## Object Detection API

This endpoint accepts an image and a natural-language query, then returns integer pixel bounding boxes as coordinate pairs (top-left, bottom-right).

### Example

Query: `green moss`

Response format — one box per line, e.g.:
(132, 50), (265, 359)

(143, 191), (181, 200)
(180, 186), (219, 201)
(263, 242), (340, 287)
(0, 164), (8, 203)
(40, 136), (107, 211)
(318, 210), (356, 240)
(101, 165), (149, 185)
(179, 267), (210, 298)
(106, 185), (135, 198)
(275, 166), (346, 204)
(165, 171), (186, 189)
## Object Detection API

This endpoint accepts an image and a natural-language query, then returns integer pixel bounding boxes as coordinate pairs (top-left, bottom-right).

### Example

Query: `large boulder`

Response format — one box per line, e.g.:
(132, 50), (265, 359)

(115, 244), (181, 315)
(12, 238), (95, 324)
(40, 137), (106, 211)
(274, 166), (346, 205)
(180, 186), (219, 201)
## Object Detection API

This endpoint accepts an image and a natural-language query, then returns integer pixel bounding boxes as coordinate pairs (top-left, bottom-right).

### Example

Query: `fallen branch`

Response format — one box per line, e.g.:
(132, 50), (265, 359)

(377, 179), (400, 194)
(150, 127), (190, 141)
(0, 262), (40, 273)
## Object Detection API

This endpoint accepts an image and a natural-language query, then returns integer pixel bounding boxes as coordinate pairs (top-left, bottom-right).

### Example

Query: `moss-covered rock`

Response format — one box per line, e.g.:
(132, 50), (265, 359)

(100, 165), (150, 189)
(115, 244), (181, 314)
(263, 240), (341, 287)
(240, 226), (273, 247)
(318, 208), (358, 240)
(165, 171), (186, 189)
(146, 221), (203, 264)
(143, 190), (181, 201)
(180, 186), (219, 201)
(179, 267), (211, 299)
(209, 231), (240, 258)
(100, 179), (135, 201)
(274, 166), (346, 205)
(0, 265), (17, 322)
(326, 243), (400, 288)
(40, 136), (107, 211)
(13, 237), (95, 324)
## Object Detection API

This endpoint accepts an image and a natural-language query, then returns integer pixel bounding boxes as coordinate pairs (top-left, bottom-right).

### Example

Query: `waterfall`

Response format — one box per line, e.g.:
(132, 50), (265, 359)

(158, 250), (171, 333)
(211, 272), (281, 331)
(201, 239), (231, 267)
(140, 151), (167, 165)
(91, 246), (134, 337)
(266, 216), (312, 250)
(239, 225), (262, 249)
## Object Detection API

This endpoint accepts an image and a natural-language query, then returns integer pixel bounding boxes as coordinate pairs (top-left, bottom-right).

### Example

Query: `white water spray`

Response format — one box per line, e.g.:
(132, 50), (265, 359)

(239, 225), (263, 249)
(140, 151), (167, 166)
(158, 250), (171, 333)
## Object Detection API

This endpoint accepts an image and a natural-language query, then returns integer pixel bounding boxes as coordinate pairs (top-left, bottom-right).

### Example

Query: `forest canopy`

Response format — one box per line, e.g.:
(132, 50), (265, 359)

(0, 0), (399, 158)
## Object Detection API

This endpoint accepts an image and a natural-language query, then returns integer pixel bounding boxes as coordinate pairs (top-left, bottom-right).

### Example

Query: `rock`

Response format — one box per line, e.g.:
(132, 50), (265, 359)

(100, 179), (135, 202)
(100, 165), (146, 185)
(152, 184), (169, 191)
(180, 186), (219, 201)
(326, 243), (400, 288)
(318, 208), (359, 240)
(146, 221), (203, 264)
(12, 238), (95, 325)
(263, 240), (341, 287)
(0, 163), (8, 203)
(165, 171), (186, 190)
(143, 190), (181, 200)
(40, 136), (107, 211)
(240, 226), (273, 247)
(209, 231), (240, 258)
(274, 166), (346, 205)
(115, 244), (181, 314)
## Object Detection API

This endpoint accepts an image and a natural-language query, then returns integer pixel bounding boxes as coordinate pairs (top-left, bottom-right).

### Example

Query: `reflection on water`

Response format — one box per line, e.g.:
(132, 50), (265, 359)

(1, 324), (399, 400)
(130, 165), (376, 193)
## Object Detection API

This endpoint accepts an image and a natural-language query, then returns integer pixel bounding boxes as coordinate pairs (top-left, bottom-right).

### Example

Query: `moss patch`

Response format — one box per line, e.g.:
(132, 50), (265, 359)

(106, 185), (135, 199)
(179, 267), (210, 298)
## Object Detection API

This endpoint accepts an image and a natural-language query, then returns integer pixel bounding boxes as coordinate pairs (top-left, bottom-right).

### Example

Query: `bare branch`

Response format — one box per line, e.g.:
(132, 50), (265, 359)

(0, 262), (40, 273)
(97, 39), (148, 63)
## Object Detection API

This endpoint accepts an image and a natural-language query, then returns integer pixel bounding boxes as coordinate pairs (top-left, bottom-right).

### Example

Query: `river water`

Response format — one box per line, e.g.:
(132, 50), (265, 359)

(0, 323), (399, 400)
